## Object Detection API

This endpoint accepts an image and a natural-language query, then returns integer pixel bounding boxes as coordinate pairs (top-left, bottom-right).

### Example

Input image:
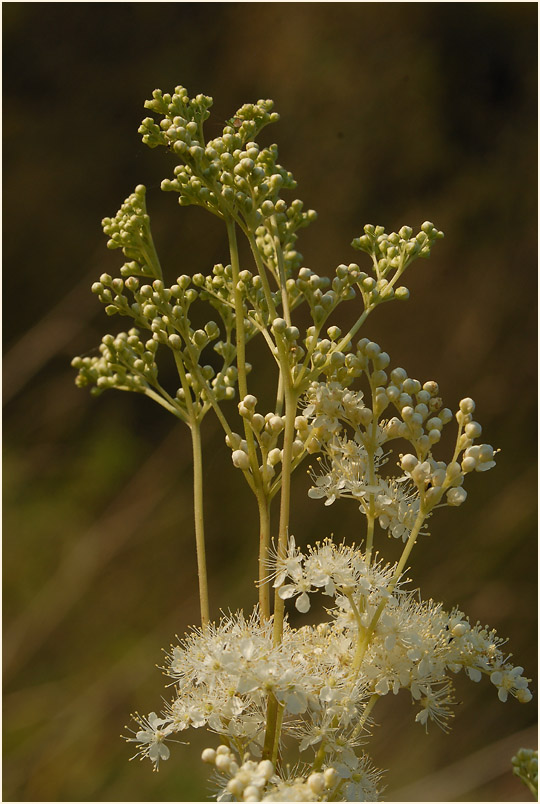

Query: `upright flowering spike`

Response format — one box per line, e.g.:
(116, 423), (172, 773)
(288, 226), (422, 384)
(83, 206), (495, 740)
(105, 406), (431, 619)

(71, 82), (530, 803)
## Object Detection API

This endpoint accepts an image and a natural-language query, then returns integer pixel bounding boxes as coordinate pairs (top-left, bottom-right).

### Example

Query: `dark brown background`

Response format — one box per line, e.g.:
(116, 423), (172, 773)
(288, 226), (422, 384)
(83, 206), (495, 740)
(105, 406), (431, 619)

(3, 3), (537, 801)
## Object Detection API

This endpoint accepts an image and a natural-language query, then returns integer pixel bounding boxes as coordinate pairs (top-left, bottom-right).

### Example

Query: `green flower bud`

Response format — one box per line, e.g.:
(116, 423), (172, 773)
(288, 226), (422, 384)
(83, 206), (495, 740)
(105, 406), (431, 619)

(168, 334), (182, 350)
(271, 318), (287, 334)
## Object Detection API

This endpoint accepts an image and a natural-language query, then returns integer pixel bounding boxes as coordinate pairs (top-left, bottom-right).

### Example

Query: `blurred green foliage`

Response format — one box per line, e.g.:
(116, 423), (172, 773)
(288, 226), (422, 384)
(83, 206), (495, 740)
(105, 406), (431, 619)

(3, 3), (536, 801)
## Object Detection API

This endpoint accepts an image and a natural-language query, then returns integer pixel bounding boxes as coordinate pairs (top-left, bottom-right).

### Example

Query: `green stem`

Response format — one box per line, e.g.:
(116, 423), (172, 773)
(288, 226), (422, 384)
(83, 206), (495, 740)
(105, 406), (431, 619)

(226, 217), (249, 400)
(262, 368), (298, 762)
(190, 418), (210, 627)
(312, 740), (327, 772)
(364, 515), (375, 565)
(257, 492), (272, 620)
(271, 701), (285, 766)
(352, 694), (379, 739)
(364, 374), (379, 564)
(271, 380), (298, 645)
(226, 217), (263, 489)
(268, 215), (291, 326)
(262, 694), (279, 761)
(246, 231), (279, 322)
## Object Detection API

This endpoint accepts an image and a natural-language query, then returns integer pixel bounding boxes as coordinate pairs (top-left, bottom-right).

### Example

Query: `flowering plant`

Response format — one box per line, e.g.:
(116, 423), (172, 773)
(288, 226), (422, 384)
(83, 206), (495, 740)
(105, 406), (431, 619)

(72, 84), (532, 801)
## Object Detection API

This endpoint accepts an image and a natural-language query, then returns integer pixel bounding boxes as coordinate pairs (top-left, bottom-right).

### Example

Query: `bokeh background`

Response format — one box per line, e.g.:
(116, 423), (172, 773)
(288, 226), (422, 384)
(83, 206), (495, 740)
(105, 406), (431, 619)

(3, 3), (537, 802)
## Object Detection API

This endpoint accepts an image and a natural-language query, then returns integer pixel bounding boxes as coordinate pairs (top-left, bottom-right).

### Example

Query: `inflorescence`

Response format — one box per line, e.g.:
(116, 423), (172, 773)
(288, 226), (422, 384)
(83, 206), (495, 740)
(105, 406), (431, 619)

(72, 84), (532, 802)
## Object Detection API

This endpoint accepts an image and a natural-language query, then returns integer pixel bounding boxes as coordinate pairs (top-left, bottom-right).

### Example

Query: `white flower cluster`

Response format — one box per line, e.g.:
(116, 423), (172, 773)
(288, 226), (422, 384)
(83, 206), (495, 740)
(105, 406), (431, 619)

(125, 540), (530, 786)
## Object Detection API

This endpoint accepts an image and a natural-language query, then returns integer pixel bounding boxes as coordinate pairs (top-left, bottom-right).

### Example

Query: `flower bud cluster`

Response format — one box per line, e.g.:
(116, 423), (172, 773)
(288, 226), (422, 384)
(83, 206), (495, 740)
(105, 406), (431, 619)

(304, 341), (497, 529)
(512, 748), (538, 796)
(86, 269), (244, 405)
(72, 328), (157, 397)
(141, 86), (313, 238)
(139, 85), (213, 147)
(352, 221), (444, 275)
(294, 271), (342, 328)
(254, 199), (317, 279)
(202, 744), (341, 802)
(193, 262), (270, 335)
(227, 395), (311, 484)
(101, 185), (161, 279)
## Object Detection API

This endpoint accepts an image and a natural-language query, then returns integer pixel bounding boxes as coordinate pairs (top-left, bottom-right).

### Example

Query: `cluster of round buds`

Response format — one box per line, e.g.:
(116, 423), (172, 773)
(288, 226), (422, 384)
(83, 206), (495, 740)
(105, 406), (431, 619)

(306, 330), (364, 388)
(254, 198), (317, 278)
(101, 185), (160, 279)
(271, 317), (306, 371)
(351, 339), (454, 452)
(352, 221), (444, 271)
(399, 396), (497, 511)
(202, 745), (340, 802)
(302, 340), (497, 518)
(91, 273), (197, 325)
(202, 745), (276, 802)
(86, 269), (242, 407)
(139, 86), (213, 149)
(511, 748), (538, 794)
(294, 269), (338, 326)
(193, 263), (264, 337)
(161, 136), (296, 224)
(72, 329), (156, 396)
(346, 222), (444, 310)
(141, 85), (305, 229)
(228, 395), (307, 479)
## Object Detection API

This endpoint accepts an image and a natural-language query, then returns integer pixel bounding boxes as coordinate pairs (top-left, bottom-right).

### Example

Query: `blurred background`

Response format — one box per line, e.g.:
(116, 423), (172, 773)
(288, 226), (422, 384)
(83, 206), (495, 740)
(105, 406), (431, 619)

(3, 3), (537, 801)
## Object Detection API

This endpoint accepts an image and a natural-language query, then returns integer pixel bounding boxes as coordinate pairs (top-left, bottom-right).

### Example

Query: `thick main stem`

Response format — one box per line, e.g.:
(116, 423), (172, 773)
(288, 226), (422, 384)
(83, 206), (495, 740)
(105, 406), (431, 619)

(191, 419), (210, 627)
(262, 378), (297, 762)
(257, 492), (271, 620)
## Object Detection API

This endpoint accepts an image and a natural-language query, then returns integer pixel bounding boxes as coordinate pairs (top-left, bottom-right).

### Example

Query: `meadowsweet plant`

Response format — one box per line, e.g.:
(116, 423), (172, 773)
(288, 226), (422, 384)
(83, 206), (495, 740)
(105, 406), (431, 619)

(72, 85), (532, 802)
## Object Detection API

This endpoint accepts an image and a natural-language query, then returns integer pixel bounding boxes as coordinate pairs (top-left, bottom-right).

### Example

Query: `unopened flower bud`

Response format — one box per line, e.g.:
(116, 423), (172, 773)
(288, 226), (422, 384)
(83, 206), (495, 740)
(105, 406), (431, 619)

(465, 421), (482, 439)
(201, 748), (216, 764)
(401, 454), (418, 473)
(271, 317), (287, 334)
(268, 448), (282, 466)
(215, 753), (231, 771)
(257, 759), (274, 781)
(227, 779), (244, 796)
(307, 772), (325, 794)
(459, 397), (475, 414)
(447, 487), (467, 506)
(168, 334), (182, 350)
(324, 767), (339, 788)
(461, 456), (477, 473)
(451, 622), (470, 637)
(232, 450), (250, 470)
(267, 415), (284, 433)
